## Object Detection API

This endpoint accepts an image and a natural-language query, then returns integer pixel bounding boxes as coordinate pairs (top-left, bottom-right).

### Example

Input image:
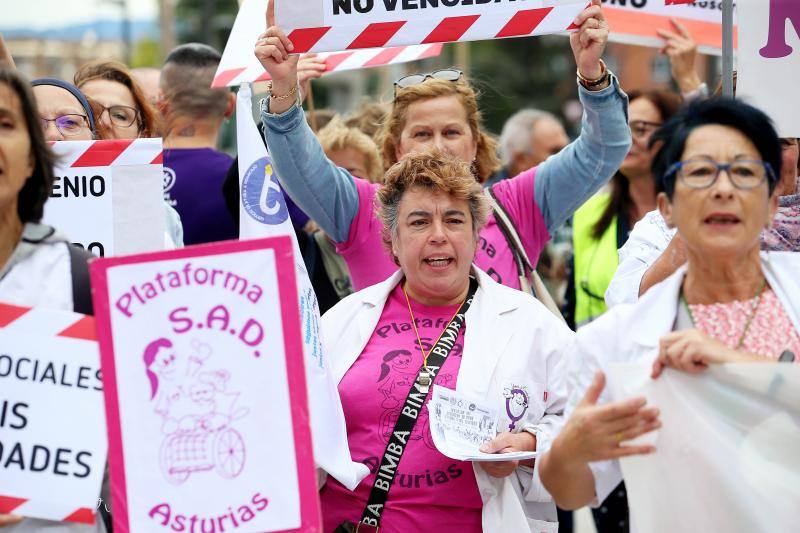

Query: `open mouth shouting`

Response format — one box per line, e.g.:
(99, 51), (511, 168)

(424, 256), (455, 269)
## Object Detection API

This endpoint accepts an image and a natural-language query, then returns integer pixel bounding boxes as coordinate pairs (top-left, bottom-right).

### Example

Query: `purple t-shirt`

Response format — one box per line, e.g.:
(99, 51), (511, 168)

(163, 148), (237, 245)
(337, 167), (549, 291)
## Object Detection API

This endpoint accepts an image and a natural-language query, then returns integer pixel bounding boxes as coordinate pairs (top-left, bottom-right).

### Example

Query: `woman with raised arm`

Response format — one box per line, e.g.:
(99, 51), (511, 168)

(254, 0), (631, 294)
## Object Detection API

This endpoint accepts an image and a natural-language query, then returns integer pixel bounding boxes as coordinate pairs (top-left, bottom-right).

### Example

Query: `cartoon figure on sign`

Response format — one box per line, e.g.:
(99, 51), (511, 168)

(143, 338), (249, 485)
(503, 386), (529, 431)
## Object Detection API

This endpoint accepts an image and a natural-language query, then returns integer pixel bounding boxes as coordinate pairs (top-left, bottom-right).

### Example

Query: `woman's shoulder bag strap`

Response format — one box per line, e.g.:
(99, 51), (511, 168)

(485, 187), (565, 321)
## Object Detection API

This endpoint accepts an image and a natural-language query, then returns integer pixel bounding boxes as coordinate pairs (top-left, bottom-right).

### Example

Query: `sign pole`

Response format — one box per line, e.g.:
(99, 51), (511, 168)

(722, 0), (734, 97)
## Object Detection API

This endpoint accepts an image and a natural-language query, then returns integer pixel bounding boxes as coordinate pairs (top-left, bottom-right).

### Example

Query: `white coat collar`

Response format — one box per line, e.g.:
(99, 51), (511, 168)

(331, 266), (521, 392)
(629, 251), (800, 348)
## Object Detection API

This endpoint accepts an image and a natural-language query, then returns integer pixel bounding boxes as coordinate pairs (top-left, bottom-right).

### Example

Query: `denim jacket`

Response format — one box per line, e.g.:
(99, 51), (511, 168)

(261, 76), (631, 245)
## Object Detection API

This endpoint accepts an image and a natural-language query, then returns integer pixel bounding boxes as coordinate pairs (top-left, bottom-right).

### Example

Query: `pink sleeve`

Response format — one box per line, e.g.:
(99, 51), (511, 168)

(336, 178), (382, 255)
(490, 167), (550, 265)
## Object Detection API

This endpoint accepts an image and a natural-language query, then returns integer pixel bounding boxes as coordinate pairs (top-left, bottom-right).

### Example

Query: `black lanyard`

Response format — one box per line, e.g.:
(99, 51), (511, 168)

(358, 277), (479, 530)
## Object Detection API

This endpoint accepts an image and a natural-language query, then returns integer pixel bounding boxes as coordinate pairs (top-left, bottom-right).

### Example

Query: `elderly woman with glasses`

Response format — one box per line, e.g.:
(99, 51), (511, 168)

(320, 149), (573, 532)
(31, 78), (97, 141)
(538, 98), (800, 523)
(253, 0), (631, 297)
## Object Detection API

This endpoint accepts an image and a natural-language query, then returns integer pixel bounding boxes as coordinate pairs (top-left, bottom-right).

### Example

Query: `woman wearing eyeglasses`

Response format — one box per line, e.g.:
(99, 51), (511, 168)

(254, 0), (631, 297)
(72, 60), (183, 248)
(31, 78), (97, 142)
(539, 98), (800, 526)
(74, 60), (161, 140)
(566, 90), (681, 330)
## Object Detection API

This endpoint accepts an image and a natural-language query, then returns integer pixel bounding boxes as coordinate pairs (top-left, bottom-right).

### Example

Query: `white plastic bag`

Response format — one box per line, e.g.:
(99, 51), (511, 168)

(607, 363), (800, 533)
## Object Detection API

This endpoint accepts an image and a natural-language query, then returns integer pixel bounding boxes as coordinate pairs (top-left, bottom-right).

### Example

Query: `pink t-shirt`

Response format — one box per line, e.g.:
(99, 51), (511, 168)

(337, 168), (549, 291)
(689, 288), (800, 359)
(320, 285), (483, 533)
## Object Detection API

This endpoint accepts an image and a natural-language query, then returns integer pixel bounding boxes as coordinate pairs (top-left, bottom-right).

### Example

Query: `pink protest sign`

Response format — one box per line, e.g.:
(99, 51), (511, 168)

(90, 236), (321, 533)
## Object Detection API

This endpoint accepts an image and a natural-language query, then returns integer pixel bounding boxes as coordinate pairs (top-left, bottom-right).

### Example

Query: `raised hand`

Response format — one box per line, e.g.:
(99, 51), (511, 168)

(569, 0), (610, 82)
(657, 18), (702, 94)
(255, 0), (300, 113)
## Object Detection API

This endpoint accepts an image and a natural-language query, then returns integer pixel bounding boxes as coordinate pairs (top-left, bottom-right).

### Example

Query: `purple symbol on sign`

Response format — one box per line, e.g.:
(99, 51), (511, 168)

(143, 338), (250, 485)
(503, 387), (529, 431)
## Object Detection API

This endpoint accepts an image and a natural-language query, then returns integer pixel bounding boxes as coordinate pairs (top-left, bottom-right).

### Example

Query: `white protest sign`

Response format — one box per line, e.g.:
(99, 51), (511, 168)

(275, 0), (586, 54)
(737, 0), (800, 138)
(214, 0), (443, 87)
(607, 363), (800, 533)
(44, 139), (166, 257)
(602, 0), (736, 54)
(236, 83), (368, 490)
(90, 237), (321, 533)
(428, 386), (538, 462)
(0, 303), (107, 525)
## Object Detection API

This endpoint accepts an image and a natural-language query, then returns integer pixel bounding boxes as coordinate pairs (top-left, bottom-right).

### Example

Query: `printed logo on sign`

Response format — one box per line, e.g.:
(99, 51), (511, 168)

(241, 157), (288, 225)
(163, 167), (177, 193)
(162, 167), (177, 206)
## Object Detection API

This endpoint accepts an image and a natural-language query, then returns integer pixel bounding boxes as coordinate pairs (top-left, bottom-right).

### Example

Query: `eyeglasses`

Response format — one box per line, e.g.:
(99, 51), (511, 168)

(96, 104), (140, 128)
(40, 114), (90, 137)
(665, 157), (776, 190)
(629, 120), (662, 139)
(394, 69), (463, 95)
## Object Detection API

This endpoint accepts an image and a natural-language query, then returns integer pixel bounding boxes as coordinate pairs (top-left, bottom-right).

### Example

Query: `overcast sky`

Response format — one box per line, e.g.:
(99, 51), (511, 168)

(1, 0), (157, 29)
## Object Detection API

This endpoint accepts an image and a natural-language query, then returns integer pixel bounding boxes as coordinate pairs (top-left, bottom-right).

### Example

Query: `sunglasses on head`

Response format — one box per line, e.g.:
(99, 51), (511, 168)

(393, 69), (463, 95)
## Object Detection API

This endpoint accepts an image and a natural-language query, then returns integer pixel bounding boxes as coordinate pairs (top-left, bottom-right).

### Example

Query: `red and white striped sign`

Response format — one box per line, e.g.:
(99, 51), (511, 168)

(0, 303), (106, 525)
(44, 138), (166, 258)
(215, 44), (442, 87)
(276, 0), (587, 54)
(603, 0), (737, 54)
(214, 0), (445, 88)
(50, 138), (163, 168)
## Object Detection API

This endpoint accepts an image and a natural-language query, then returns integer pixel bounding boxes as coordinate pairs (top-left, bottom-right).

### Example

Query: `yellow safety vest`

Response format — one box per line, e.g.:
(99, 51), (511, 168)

(572, 193), (619, 328)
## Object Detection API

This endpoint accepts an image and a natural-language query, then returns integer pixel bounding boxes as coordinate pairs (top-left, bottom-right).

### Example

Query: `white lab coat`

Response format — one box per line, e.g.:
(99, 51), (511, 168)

(570, 251), (800, 514)
(604, 209), (675, 308)
(320, 266), (573, 532)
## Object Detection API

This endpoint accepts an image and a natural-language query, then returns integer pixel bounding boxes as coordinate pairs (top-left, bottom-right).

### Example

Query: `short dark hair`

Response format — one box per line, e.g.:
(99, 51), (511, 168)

(164, 43), (222, 68)
(161, 43), (228, 120)
(652, 98), (782, 198)
(1, 66), (56, 223)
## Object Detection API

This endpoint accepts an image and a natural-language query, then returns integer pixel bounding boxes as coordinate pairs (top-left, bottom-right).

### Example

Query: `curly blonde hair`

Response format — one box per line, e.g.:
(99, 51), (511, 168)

(318, 118), (384, 183)
(377, 149), (490, 264)
(376, 77), (501, 183)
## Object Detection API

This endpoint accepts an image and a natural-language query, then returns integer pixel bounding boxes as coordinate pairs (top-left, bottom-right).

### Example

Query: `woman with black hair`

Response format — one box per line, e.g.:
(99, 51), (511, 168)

(539, 98), (800, 529)
(0, 66), (105, 532)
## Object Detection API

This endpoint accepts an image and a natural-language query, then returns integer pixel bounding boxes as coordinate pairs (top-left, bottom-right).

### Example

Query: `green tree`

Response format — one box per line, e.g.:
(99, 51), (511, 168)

(131, 38), (162, 68)
(175, 0), (239, 52)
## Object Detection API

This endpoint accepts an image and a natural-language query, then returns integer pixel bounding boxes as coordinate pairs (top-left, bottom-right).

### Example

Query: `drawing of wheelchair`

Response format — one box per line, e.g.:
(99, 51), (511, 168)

(160, 424), (246, 485)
